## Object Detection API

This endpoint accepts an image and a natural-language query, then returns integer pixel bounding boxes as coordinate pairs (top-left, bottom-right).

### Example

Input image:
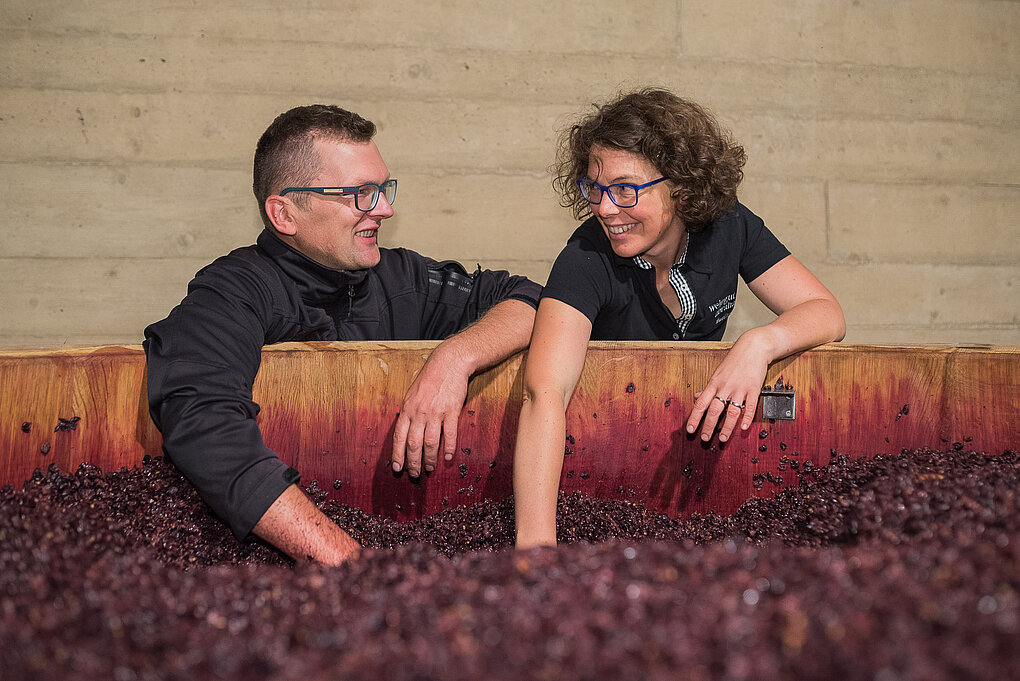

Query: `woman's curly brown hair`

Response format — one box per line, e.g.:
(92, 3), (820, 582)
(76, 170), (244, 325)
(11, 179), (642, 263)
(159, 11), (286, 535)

(553, 88), (746, 231)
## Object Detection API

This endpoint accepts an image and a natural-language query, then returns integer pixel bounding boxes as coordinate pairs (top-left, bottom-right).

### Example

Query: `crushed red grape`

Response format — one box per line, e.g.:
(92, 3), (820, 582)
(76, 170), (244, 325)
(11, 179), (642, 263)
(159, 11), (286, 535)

(0, 448), (1016, 680)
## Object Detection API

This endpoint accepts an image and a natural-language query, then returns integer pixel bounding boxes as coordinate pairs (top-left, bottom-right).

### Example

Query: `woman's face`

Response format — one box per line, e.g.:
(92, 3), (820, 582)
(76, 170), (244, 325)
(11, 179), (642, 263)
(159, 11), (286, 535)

(585, 145), (684, 265)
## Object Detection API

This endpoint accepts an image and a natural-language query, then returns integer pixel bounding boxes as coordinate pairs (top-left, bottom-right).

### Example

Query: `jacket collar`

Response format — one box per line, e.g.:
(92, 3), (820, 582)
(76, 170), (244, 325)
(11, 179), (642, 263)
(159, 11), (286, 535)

(256, 228), (369, 303)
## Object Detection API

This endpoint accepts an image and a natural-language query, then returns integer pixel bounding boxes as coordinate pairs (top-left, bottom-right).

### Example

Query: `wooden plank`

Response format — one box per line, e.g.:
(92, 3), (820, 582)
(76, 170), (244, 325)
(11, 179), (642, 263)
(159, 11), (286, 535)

(682, 0), (1019, 74)
(0, 345), (158, 484)
(4, 90), (1014, 186)
(942, 346), (1020, 453)
(813, 262), (1020, 329)
(0, 164), (260, 259)
(0, 257), (207, 340)
(830, 183), (1020, 265)
(2, 31), (1012, 124)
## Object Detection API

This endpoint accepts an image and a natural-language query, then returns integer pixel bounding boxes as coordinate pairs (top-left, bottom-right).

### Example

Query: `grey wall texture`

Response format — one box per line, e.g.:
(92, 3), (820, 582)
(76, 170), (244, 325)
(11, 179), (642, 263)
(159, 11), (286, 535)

(1, 1), (1018, 348)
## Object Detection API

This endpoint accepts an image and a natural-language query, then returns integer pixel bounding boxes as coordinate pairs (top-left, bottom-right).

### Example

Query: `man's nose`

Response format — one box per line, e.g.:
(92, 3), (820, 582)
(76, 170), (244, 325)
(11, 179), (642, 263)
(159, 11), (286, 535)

(372, 194), (395, 218)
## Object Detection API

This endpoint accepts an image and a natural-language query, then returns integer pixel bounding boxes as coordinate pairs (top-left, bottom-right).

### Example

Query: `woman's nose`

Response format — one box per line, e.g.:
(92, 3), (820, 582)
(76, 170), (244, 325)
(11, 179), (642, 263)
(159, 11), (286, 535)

(595, 192), (619, 217)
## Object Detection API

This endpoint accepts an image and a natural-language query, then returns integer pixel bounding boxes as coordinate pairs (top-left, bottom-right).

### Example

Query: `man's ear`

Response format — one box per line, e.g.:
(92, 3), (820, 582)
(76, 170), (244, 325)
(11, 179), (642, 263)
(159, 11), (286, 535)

(265, 195), (297, 236)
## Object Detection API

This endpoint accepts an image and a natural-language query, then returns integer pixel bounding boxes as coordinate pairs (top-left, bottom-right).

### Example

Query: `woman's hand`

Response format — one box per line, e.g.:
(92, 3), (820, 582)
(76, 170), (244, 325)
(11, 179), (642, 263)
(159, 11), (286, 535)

(685, 330), (771, 442)
(685, 255), (846, 443)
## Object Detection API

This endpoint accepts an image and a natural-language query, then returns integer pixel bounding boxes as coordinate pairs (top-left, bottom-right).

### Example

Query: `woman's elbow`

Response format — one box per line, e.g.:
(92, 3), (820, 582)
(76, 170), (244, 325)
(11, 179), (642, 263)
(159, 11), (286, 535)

(521, 367), (576, 412)
(521, 383), (567, 411)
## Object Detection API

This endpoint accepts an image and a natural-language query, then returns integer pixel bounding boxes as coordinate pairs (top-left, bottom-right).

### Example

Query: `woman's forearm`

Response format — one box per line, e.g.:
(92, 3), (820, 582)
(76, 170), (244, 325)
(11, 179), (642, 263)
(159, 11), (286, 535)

(513, 390), (570, 548)
(747, 297), (846, 363)
(745, 255), (846, 363)
(511, 298), (593, 549)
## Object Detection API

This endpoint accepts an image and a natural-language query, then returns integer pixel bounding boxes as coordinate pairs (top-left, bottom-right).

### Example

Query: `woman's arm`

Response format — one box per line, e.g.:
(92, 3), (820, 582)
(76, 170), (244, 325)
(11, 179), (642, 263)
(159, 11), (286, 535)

(513, 298), (593, 549)
(685, 255), (845, 442)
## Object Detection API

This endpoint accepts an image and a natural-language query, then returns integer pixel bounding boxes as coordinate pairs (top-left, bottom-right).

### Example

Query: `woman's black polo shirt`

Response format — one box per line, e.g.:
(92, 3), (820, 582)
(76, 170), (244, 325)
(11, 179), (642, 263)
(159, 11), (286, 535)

(541, 202), (790, 341)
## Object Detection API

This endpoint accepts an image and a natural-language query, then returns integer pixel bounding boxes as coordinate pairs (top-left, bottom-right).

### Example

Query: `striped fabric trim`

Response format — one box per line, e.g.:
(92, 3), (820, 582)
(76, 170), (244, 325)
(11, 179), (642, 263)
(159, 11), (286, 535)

(634, 239), (695, 338)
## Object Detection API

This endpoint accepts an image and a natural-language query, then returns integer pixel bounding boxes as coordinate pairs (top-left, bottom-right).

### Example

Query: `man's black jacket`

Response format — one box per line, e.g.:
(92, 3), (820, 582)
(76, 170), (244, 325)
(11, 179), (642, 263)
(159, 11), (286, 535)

(144, 229), (540, 538)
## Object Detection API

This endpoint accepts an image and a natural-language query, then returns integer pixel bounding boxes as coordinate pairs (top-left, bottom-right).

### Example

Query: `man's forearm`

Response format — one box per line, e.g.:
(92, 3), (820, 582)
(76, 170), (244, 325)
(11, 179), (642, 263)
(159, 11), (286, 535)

(437, 298), (537, 375)
(390, 299), (537, 475)
(252, 484), (361, 566)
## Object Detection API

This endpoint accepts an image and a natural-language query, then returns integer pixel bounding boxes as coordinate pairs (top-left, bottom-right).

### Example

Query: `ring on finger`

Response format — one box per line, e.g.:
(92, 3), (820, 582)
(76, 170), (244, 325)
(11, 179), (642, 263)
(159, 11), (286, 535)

(713, 396), (729, 405)
(730, 401), (745, 409)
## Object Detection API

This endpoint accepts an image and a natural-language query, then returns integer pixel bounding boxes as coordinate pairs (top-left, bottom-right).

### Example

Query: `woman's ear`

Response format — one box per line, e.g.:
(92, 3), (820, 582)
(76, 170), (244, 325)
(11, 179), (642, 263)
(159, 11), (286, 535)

(670, 188), (685, 211)
(265, 195), (297, 236)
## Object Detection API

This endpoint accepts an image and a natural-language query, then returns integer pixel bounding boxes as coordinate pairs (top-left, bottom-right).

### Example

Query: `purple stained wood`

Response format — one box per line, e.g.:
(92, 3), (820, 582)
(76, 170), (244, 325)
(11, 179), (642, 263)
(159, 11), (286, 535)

(1, 342), (1017, 521)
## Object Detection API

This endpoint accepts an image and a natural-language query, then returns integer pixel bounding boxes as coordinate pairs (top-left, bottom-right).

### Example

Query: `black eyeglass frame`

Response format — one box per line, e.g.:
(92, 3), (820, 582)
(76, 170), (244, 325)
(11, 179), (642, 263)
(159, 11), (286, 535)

(279, 179), (397, 212)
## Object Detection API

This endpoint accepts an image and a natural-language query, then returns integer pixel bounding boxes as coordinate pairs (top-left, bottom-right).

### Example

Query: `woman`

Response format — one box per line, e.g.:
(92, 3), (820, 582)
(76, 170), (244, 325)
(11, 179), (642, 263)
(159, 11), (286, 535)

(513, 89), (845, 549)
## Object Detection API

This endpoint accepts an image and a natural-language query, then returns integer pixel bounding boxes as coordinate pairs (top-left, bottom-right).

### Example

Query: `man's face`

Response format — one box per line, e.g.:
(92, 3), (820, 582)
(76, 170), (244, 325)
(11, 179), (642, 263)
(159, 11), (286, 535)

(284, 139), (394, 271)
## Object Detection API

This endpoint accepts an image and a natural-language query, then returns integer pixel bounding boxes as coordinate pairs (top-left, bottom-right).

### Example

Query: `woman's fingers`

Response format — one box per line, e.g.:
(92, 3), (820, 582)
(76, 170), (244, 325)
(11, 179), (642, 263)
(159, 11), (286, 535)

(689, 386), (762, 442)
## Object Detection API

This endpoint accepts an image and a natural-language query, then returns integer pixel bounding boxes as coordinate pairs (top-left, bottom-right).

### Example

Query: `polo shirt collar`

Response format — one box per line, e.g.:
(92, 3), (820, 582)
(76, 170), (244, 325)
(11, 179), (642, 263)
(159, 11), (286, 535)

(619, 227), (713, 275)
(678, 228), (713, 275)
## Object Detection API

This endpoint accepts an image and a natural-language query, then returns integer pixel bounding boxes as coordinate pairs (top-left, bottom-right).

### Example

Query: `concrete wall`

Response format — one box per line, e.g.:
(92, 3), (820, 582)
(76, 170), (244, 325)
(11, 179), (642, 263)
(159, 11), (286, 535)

(1, 0), (1017, 348)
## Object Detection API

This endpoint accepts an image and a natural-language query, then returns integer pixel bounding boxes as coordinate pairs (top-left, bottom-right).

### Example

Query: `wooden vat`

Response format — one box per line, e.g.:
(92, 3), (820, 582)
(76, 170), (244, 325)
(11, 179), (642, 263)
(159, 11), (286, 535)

(1, 342), (1017, 521)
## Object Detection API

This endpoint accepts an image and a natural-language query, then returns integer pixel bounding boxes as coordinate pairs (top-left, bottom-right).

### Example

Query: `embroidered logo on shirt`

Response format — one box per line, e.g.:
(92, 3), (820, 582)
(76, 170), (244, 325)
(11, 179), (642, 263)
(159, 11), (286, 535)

(709, 293), (735, 324)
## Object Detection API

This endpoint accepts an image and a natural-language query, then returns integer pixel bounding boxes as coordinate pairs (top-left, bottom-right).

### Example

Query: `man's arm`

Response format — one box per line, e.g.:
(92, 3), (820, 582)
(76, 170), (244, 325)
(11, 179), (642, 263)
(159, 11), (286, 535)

(252, 484), (361, 565)
(391, 298), (536, 477)
(145, 260), (361, 565)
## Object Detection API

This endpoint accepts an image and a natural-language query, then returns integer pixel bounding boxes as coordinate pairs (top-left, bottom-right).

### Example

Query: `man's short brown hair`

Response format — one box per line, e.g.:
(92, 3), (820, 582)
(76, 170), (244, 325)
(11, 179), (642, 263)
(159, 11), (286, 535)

(253, 105), (376, 228)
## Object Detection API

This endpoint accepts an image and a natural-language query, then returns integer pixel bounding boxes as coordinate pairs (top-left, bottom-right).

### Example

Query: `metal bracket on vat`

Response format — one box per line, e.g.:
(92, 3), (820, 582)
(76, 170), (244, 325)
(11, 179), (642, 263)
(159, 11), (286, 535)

(760, 377), (796, 420)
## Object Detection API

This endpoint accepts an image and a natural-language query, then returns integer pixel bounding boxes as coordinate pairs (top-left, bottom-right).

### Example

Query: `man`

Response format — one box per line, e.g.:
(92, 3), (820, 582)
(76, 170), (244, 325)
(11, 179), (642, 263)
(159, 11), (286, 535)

(144, 105), (539, 565)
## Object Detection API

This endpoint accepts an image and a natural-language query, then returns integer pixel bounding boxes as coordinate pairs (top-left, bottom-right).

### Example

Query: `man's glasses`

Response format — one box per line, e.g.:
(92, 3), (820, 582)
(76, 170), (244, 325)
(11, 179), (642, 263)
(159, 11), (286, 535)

(280, 179), (397, 212)
(577, 177), (667, 208)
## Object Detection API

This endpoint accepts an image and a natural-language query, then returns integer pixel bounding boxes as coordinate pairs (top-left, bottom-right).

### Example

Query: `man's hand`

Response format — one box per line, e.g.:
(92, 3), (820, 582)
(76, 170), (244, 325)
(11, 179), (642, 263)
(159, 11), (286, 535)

(390, 343), (471, 477)
(390, 299), (537, 478)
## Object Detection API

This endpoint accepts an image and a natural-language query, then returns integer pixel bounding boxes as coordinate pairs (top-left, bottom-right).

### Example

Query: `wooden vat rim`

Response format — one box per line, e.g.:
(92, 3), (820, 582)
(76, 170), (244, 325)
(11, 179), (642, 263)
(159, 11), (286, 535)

(0, 341), (1017, 361)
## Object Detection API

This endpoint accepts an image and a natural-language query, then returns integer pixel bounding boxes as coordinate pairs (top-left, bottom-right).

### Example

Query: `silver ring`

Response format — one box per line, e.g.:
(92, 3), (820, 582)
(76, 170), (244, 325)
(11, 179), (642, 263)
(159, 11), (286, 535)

(714, 396), (729, 405)
(730, 401), (745, 409)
